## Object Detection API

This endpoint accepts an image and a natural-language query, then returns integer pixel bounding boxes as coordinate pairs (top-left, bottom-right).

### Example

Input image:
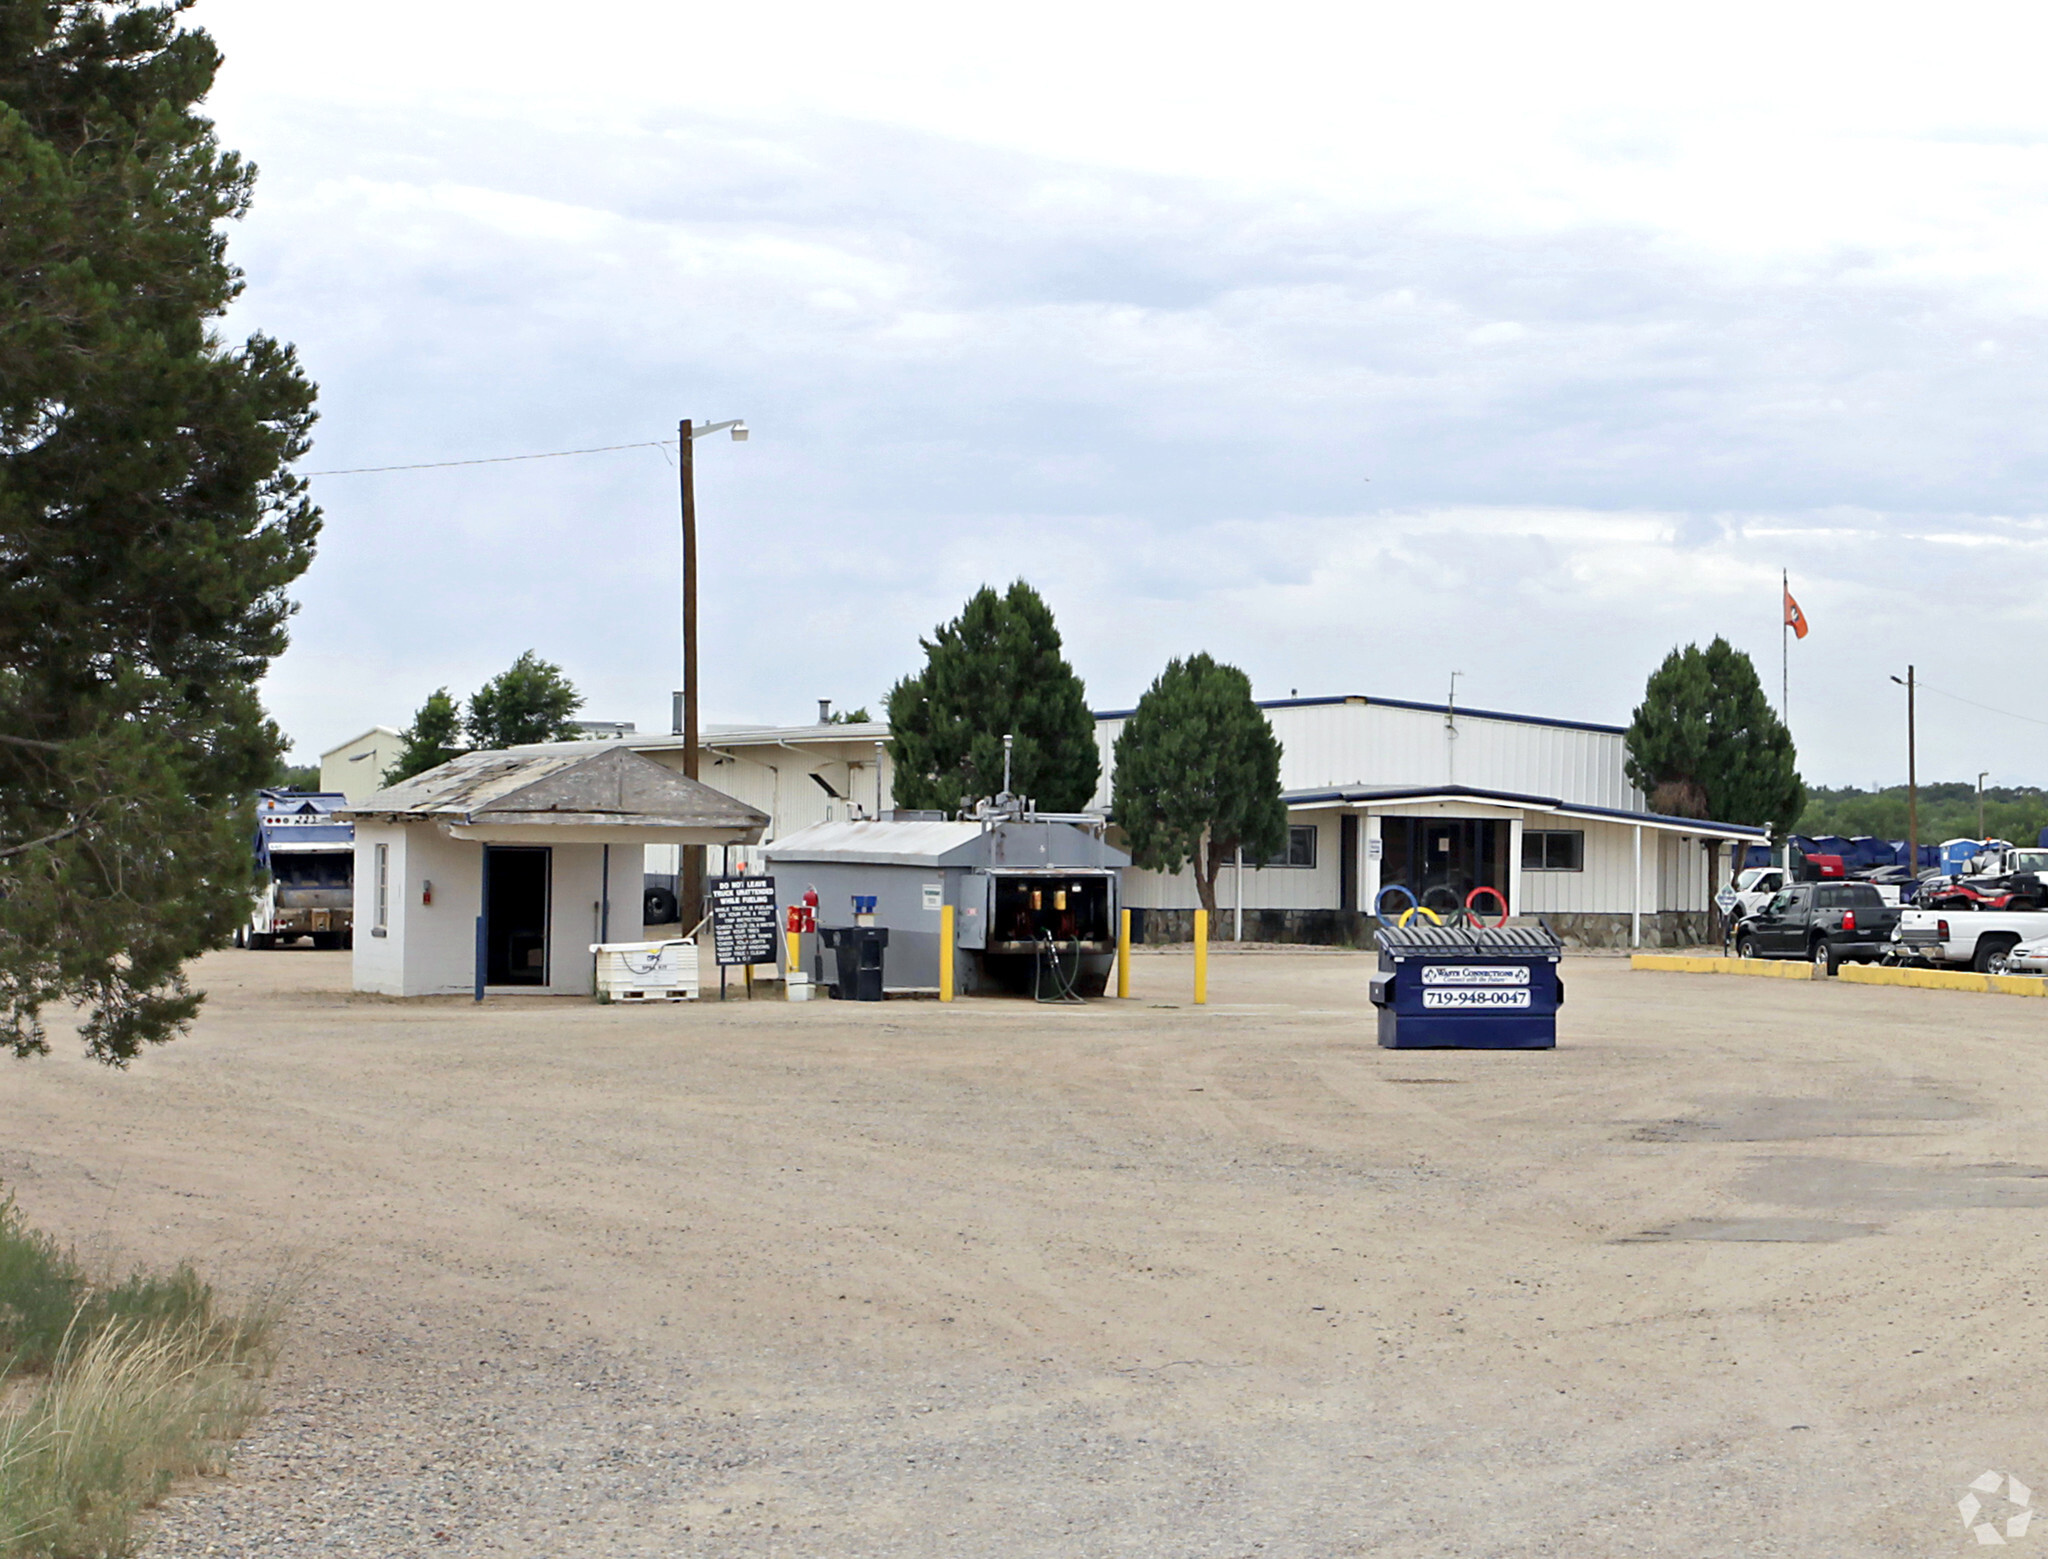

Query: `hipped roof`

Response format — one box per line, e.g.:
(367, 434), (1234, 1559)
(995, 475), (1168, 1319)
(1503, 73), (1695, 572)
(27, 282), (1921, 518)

(343, 746), (768, 839)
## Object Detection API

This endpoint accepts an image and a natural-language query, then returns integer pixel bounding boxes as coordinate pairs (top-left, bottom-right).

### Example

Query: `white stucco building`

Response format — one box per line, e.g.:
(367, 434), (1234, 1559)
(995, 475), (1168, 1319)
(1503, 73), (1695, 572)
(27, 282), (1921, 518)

(345, 746), (766, 997)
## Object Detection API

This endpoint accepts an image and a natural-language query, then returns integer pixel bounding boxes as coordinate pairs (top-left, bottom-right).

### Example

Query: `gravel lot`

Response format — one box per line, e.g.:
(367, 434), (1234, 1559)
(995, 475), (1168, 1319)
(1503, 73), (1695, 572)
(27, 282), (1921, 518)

(5, 947), (2048, 1556)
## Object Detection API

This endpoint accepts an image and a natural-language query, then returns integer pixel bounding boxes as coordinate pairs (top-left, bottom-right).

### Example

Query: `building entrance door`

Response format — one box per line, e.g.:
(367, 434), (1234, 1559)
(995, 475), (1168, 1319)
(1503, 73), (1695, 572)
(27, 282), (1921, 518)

(1377, 817), (1510, 915)
(484, 846), (551, 985)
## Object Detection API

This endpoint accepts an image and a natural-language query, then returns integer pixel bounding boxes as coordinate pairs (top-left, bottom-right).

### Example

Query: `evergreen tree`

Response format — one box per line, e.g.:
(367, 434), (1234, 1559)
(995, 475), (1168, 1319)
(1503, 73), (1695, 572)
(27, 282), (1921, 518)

(1111, 655), (1286, 916)
(886, 582), (1098, 813)
(465, 650), (582, 749)
(387, 689), (463, 783)
(1625, 638), (1805, 834)
(0, 2), (321, 1062)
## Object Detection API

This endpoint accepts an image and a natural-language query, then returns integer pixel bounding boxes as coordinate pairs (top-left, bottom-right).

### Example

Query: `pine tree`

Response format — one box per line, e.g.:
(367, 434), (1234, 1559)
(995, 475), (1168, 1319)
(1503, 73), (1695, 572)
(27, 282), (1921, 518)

(1111, 655), (1287, 916)
(886, 582), (1099, 813)
(1625, 638), (1805, 834)
(0, 2), (321, 1062)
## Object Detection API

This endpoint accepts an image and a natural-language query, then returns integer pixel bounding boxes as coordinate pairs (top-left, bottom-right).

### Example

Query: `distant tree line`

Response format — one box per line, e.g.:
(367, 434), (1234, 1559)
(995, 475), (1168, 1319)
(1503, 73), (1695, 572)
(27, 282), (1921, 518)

(1797, 783), (2048, 845)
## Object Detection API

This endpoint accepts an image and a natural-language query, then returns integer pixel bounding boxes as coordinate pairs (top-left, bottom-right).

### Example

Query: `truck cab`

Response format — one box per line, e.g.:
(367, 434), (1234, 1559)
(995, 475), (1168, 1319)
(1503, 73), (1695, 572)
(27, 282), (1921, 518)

(243, 789), (355, 949)
(1736, 881), (1900, 973)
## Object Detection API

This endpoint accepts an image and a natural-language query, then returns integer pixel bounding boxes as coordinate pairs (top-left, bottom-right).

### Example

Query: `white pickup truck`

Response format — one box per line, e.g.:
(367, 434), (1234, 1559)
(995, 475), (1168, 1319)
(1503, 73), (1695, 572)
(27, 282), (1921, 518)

(1892, 907), (2048, 974)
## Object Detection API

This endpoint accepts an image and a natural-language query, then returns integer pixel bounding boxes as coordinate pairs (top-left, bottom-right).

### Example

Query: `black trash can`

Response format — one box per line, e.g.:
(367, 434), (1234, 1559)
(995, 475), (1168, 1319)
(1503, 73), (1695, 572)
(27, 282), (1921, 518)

(819, 926), (889, 1001)
(1368, 923), (1563, 1048)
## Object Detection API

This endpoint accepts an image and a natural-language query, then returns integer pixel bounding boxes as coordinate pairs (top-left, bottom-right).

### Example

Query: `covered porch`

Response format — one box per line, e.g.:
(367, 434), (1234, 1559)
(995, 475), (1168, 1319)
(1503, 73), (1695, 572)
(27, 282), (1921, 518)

(1119, 784), (1768, 949)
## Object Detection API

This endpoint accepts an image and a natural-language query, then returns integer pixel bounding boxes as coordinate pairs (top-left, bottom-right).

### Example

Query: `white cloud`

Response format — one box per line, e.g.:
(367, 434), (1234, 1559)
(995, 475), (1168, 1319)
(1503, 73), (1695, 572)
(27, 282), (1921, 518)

(186, 0), (2048, 785)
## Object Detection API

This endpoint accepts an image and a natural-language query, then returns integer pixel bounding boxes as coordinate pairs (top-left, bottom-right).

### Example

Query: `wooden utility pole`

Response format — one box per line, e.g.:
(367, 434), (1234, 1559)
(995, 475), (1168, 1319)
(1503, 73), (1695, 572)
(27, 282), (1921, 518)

(678, 417), (703, 937)
(1905, 665), (1918, 880)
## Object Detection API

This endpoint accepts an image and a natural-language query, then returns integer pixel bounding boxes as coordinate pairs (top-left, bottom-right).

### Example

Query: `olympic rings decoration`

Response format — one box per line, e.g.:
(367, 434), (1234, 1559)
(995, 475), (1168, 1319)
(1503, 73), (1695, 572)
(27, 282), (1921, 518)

(1373, 884), (1418, 920)
(1397, 905), (1442, 927)
(1464, 886), (1509, 928)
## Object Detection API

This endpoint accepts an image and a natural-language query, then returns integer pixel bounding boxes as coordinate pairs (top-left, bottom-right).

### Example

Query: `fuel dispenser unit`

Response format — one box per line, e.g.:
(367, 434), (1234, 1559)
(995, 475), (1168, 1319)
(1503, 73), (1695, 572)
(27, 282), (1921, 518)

(764, 815), (1127, 998)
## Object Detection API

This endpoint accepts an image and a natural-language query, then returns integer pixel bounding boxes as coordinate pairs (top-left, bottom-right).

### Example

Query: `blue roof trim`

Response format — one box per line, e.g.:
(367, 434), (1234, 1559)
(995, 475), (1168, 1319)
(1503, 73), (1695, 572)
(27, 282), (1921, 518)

(1279, 783), (1768, 838)
(1091, 692), (1627, 736)
(1552, 798), (1768, 837)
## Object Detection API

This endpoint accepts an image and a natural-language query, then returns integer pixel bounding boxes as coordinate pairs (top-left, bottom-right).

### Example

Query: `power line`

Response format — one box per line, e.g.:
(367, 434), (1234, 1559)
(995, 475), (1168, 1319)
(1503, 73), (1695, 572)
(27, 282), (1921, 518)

(1914, 679), (2048, 730)
(302, 438), (674, 477)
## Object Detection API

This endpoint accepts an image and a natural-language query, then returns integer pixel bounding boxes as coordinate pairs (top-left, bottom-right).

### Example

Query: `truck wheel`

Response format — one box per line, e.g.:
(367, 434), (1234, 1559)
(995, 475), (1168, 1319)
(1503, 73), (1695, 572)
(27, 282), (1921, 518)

(233, 925), (247, 949)
(1976, 936), (2020, 975)
(248, 932), (273, 951)
(1735, 931), (1758, 959)
(2010, 899), (2039, 914)
(1811, 939), (1837, 976)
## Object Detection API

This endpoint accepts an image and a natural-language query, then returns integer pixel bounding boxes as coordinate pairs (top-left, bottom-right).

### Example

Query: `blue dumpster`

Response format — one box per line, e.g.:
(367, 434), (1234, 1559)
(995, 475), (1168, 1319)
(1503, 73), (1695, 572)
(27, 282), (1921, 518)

(1368, 923), (1564, 1049)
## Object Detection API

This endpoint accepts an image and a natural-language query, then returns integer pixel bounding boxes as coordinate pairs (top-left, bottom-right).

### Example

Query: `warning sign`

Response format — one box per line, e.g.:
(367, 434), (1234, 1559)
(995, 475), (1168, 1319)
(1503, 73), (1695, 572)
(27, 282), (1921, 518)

(709, 875), (779, 967)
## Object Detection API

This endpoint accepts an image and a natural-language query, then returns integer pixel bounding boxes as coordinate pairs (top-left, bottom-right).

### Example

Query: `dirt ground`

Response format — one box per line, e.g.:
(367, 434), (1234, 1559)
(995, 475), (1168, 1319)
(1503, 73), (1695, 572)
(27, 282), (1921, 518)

(5, 948), (2048, 1557)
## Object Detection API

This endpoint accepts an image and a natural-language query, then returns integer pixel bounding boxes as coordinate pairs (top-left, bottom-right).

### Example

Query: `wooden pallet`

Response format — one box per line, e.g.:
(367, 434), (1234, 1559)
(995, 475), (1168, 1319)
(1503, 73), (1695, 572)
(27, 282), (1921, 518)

(605, 985), (696, 1003)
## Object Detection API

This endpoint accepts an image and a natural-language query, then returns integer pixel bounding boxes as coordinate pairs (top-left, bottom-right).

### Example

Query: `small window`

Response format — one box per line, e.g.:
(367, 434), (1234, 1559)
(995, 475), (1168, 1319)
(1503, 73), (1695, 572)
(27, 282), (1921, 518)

(1262, 824), (1318, 868)
(1520, 829), (1584, 872)
(373, 842), (389, 931)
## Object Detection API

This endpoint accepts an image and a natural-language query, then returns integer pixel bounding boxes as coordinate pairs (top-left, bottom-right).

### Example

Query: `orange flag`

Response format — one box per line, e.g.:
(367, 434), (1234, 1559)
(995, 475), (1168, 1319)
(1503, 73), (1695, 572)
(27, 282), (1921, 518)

(1783, 587), (1809, 640)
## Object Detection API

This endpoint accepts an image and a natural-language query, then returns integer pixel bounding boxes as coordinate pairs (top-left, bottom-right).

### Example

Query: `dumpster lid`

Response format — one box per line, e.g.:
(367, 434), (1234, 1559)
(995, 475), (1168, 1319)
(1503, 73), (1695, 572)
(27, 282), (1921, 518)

(1375, 923), (1562, 955)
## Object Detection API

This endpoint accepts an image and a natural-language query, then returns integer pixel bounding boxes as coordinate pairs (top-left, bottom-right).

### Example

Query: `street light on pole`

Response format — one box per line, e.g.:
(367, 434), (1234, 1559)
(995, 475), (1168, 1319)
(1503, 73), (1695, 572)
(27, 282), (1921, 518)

(1890, 667), (1918, 881)
(673, 416), (748, 938)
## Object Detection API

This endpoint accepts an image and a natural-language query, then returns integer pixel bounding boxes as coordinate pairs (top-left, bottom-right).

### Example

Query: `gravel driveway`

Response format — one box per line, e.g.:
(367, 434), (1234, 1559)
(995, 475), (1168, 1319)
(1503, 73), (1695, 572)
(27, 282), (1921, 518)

(4, 948), (2044, 1556)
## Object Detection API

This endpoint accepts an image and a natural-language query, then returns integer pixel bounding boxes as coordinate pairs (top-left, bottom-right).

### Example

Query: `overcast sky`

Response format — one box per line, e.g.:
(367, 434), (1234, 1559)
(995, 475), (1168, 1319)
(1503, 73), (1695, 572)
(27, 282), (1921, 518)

(201, 0), (2048, 788)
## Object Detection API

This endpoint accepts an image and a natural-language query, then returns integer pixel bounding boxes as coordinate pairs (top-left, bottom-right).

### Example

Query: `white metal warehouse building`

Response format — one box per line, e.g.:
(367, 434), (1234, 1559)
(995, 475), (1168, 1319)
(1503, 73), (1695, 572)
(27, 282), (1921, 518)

(1088, 695), (1764, 947)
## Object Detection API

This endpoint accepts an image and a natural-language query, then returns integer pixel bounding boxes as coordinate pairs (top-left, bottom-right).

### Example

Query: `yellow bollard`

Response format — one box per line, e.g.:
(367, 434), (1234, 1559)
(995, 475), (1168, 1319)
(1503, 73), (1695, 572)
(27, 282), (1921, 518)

(787, 928), (800, 979)
(939, 904), (955, 1002)
(1117, 907), (1131, 999)
(1193, 908), (1208, 1004)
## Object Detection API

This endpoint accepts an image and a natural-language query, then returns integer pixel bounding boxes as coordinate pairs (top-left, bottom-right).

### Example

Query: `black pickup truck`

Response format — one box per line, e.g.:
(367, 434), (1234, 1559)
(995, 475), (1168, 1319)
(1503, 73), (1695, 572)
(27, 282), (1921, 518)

(1732, 882), (1902, 974)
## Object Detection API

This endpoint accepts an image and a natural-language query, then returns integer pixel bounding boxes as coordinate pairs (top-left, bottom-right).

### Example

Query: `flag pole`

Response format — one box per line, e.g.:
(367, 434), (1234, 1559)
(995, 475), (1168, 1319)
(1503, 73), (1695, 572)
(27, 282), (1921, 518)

(1781, 568), (1790, 882)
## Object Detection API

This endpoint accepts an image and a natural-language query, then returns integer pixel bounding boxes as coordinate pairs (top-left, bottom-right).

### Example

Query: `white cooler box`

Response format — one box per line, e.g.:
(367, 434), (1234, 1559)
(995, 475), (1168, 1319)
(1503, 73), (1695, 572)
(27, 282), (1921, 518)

(590, 939), (701, 1002)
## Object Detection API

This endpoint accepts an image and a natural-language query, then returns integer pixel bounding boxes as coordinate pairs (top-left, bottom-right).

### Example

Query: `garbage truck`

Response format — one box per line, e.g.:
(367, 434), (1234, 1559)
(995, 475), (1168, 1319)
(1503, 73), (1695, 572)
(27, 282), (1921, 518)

(240, 789), (355, 949)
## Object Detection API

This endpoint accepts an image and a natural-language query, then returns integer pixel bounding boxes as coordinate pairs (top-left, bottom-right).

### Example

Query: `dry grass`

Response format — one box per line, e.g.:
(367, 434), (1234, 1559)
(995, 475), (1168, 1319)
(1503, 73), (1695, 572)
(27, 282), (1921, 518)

(0, 1194), (288, 1559)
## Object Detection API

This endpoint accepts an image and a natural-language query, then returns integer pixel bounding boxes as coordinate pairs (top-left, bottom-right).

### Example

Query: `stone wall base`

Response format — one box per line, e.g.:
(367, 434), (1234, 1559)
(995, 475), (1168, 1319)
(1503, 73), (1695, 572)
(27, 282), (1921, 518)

(1127, 907), (1711, 950)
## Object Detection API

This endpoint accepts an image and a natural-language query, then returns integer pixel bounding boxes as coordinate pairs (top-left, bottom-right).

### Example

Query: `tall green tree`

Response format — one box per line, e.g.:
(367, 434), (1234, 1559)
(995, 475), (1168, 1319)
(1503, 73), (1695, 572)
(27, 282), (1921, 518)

(886, 582), (1099, 813)
(1111, 654), (1286, 916)
(465, 650), (583, 749)
(0, 2), (320, 1063)
(1625, 637), (1805, 834)
(385, 655), (585, 785)
(386, 688), (463, 784)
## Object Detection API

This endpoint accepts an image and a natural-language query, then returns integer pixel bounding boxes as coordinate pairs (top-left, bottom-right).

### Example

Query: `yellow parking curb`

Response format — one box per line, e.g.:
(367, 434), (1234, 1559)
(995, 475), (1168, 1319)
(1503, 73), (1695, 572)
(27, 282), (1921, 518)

(1629, 954), (1816, 980)
(1836, 963), (2048, 997)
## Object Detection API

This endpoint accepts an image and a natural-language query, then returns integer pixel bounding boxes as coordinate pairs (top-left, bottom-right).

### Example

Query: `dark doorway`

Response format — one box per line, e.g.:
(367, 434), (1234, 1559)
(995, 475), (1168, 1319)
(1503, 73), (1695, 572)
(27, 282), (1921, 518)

(485, 846), (551, 985)
(1339, 814), (1359, 912)
(1377, 817), (1510, 915)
